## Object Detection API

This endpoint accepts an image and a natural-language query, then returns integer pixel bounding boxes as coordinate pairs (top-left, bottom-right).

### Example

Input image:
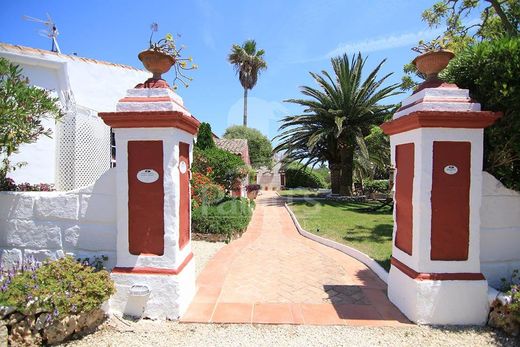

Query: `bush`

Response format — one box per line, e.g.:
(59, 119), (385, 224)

(443, 37), (520, 190)
(192, 198), (253, 241)
(191, 172), (225, 208)
(193, 147), (247, 192)
(0, 256), (114, 319)
(489, 269), (520, 336)
(363, 179), (389, 194)
(285, 165), (326, 189)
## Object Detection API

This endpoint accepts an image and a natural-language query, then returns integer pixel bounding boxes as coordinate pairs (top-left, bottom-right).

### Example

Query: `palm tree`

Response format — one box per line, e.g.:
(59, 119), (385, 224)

(275, 53), (400, 195)
(228, 40), (267, 127)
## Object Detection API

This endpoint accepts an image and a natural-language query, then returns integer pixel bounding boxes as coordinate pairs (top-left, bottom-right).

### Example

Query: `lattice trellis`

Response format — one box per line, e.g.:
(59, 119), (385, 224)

(55, 106), (111, 191)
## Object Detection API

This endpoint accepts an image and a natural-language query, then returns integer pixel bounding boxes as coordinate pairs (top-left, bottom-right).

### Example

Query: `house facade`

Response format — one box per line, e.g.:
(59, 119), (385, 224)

(0, 43), (150, 190)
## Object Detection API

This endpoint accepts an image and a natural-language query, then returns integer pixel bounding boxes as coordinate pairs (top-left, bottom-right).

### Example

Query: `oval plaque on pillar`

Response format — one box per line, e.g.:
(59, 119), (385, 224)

(137, 169), (160, 183)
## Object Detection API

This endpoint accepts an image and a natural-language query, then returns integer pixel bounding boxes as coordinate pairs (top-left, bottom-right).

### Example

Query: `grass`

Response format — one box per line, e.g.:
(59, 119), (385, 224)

(288, 200), (393, 270)
(279, 189), (324, 197)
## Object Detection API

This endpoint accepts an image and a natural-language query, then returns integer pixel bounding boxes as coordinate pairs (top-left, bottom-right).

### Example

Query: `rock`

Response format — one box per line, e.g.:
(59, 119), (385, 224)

(0, 306), (15, 319)
(84, 309), (105, 329)
(0, 323), (7, 347)
(43, 315), (77, 345)
(7, 312), (24, 326)
(35, 313), (52, 331)
(9, 318), (42, 346)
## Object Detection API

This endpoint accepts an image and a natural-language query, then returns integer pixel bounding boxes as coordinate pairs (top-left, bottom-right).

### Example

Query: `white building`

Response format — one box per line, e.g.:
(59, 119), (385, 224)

(0, 43), (150, 190)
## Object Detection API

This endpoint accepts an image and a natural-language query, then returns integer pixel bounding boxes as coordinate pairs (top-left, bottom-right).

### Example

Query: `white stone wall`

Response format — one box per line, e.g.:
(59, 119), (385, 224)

(480, 172), (520, 288)
(0, 169), (117, 269)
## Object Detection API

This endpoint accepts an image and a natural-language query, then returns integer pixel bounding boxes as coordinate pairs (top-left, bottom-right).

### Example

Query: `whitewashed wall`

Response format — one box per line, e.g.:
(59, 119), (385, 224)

(0, 169), (117, 269)
(480, 172), (520, 288)
(0, 44), (150, 188)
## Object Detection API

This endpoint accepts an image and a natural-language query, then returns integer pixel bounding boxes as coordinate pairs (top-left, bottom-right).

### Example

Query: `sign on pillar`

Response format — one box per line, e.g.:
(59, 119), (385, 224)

(100, 79), (199, 320)
(381, 82), (500, 325)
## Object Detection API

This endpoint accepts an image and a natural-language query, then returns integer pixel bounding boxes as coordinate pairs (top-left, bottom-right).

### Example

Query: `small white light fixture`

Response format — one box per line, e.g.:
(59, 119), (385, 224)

(129, 284), (151, 297)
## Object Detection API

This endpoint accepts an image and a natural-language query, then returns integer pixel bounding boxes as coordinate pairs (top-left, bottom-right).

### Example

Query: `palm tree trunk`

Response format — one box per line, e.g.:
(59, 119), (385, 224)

(339, 146), (355, 196)
(329, 162), (341, 195)
(243, 88), (248, 127)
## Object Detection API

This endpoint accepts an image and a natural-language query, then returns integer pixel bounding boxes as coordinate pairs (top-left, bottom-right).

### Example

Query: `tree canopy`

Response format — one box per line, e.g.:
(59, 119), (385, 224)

(228, 40), (267, 127)
(223, 125), (273, 169)
(195, 122), (215, 150)
(275, 53), (400, 195)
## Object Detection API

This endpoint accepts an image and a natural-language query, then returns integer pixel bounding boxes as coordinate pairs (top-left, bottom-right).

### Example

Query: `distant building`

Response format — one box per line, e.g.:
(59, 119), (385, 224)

(215, 138), (250, 197)
(256, 153), (285, 190)
(0, 43), (149, 190)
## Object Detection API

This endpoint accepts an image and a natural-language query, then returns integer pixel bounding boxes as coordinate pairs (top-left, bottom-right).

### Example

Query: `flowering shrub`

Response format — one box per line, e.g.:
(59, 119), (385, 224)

(192, 147), (247, 192)
(489, 269), (520, 336)
(0, 177), (55, 192)
(246, 184), (260, 193)
(0, 256), (114, 320)
(191, 172), (225, 208)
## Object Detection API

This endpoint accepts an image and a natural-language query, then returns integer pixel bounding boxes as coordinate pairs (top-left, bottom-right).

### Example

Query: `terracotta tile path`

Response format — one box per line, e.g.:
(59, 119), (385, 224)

(181, 191), (410, 326)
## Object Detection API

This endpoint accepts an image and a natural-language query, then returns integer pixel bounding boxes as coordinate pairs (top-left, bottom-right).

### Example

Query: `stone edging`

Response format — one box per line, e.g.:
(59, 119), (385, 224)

(284, 202), (389, 283)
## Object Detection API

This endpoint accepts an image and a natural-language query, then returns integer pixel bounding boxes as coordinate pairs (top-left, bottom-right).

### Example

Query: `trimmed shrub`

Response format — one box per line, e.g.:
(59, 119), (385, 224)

(363, 179), (389, 194)
(192, 198), (253, 241)
(285, 166), (326, 188)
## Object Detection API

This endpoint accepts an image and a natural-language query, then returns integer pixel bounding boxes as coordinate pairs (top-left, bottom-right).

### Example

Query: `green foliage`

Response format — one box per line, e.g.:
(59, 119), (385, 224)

(275, 53), (400, 195)
(228, 39), (267, 126)
(192, 198), (254, 241)
(223, 125), (273, 168)
(363, 179), (389, 194)
(195, 122), (215, 150)
(192, 147), (247, 192)
(285, 164), (326, 189)
(0, 256), (114, 319)
(403, 0), (520, 90)
(443, 36), (520, 190)
(0, 57), (62, 185)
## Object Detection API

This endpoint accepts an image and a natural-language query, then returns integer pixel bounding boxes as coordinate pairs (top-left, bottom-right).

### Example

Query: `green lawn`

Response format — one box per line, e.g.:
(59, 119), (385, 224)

(288, 200), (393, 270)
(279, 189), (325, 197)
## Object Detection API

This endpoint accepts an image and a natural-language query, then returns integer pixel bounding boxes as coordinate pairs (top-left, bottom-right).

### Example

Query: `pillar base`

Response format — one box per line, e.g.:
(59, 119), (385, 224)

(109, 260), (195, 320)
(388, 266), (489, 325)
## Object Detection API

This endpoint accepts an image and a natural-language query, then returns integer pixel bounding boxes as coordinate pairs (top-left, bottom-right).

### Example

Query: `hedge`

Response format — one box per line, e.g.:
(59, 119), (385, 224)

(191, 198), (254, 241)
(285, 166), (326, 189)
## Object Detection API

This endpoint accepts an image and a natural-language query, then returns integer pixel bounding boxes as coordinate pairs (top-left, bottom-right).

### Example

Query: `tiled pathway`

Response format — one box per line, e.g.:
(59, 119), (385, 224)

(181, 191), (409, 326)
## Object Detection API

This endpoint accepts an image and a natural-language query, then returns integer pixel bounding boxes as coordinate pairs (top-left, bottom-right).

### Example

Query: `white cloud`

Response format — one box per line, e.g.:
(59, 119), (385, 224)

(325, 27), (445, 57)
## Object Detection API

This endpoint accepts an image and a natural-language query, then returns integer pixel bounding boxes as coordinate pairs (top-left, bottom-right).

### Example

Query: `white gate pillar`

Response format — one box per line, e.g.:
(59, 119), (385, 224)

(381, 80), (500, 324)
(100, 78), (199, 319)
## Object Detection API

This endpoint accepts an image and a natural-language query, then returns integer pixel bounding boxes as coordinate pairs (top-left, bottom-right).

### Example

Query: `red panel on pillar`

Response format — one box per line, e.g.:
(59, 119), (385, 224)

(395, 143), (414, 255)
(179, 142), (190, 250)
(128, 141), (164, 256)
(431, 141), (471, 260)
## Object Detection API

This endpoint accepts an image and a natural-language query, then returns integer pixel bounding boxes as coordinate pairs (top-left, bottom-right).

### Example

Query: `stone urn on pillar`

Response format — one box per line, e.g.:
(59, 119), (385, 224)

(99, 53), (200, 320)
(380, 53), (501, 324)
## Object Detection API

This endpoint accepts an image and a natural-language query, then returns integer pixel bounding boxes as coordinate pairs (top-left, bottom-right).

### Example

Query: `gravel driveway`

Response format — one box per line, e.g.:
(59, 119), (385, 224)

(61, 241), (518, 346)
(63, 318), (517, 347)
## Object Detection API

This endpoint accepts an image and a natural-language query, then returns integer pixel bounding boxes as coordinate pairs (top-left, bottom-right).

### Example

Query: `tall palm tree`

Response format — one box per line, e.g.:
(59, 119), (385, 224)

(275, 53), (400, 196)
(228, 40), (267, 127)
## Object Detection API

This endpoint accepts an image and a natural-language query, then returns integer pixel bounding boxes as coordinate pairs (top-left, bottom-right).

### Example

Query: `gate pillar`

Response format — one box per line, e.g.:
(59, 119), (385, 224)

(381, 80), (500, 324)
(100, 79), (199, 319)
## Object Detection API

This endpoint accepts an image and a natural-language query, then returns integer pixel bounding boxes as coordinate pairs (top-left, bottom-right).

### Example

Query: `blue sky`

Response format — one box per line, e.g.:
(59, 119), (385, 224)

(0, 1), (469, 141)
